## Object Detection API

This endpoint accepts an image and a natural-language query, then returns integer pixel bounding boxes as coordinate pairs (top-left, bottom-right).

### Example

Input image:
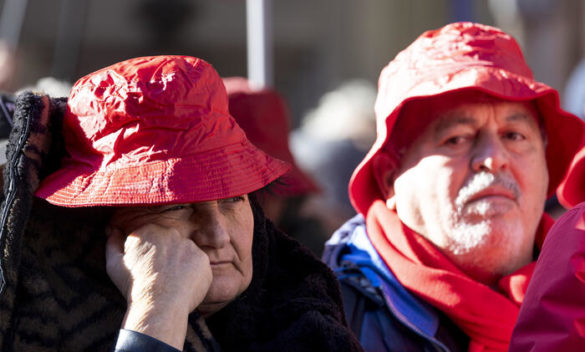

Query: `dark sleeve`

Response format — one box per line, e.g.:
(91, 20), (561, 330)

(114, 329), (182, 352)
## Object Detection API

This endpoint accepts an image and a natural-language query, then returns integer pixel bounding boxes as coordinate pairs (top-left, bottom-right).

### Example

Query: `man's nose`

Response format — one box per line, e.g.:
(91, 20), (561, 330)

(470, 133), (509, 173)
(190, 209), (230, 249)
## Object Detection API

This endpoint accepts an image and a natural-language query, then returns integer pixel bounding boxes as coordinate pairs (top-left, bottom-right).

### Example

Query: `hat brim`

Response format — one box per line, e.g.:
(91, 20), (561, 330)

(35, 140), (290, 207)
(272, 160), (320, 196)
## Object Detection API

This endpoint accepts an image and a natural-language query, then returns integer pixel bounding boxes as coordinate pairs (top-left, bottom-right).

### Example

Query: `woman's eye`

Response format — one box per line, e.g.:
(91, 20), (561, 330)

(219, 196), (246, 205)
(162, 205), (188, 212)
(225, 196), (245, 203)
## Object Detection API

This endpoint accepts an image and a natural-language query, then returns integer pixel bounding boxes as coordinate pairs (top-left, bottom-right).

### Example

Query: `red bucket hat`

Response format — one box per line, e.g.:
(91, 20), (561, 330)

(223, 76), (319, 196)
(349, 22), (585, 216)
(35, 56), (289, 207)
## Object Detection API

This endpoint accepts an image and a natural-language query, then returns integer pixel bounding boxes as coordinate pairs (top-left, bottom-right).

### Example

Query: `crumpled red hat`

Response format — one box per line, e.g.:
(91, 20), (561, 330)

(349, 22), (585, 216)
(223, 77), (319, 196)
(35, 56), (289, 207)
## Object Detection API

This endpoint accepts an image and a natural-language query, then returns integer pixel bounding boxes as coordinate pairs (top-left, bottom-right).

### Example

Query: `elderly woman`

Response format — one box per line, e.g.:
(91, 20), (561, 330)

(0, 56), (362, 351)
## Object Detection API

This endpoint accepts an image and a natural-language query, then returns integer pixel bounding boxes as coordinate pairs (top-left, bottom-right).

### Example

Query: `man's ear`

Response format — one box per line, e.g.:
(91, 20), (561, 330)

(372, 152), (398, 209)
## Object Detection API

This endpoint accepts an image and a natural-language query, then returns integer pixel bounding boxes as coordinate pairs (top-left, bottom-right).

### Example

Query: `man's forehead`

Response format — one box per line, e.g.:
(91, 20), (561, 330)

(432, 101), (539, 131)
(388, 94), (541, 152)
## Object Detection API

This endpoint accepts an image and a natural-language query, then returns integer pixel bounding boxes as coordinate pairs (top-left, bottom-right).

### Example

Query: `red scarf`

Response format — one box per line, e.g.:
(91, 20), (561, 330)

(365, 200), (553, 352)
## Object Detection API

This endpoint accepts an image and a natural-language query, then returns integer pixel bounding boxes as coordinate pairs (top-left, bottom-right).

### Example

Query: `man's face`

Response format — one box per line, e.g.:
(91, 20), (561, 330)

(109, 195), (254, 315)
(388, 99), (548, 283)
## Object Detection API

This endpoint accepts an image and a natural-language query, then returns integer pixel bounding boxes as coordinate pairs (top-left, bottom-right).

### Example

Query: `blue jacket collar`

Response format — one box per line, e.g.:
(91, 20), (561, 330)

(324, 214), (441, 338)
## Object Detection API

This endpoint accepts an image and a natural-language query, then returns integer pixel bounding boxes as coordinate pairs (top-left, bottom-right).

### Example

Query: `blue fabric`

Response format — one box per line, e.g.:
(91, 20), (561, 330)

(114, 329), (181, 352)
(323, 214), (451, 352)
(349, 224), (438, 336)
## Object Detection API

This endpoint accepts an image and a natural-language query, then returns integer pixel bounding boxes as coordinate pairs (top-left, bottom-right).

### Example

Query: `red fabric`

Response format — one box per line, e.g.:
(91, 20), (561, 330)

(35, 56), (289, 207)
(510, 202), (585, 352)
(365, 200), (554, 352)
(349, 22), (585, 216)
(223, 77), (319, 196)
(557, 147), (585, 208)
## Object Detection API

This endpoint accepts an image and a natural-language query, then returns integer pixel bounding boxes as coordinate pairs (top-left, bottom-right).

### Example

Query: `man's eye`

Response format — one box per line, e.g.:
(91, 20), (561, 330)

(504, 131), (526, 141)
(444, 136), (468, 146)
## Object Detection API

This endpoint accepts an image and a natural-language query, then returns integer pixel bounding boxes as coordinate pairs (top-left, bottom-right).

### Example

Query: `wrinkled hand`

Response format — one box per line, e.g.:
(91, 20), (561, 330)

(106, 224), (212, 349)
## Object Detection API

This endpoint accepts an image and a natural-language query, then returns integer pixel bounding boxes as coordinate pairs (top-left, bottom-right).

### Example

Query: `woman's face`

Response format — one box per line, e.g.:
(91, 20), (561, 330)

(109, 195), (255, 316)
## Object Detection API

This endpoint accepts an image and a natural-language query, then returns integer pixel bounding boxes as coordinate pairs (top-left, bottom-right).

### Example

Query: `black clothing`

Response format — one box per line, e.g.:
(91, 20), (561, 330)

(0, 92), (362, 352)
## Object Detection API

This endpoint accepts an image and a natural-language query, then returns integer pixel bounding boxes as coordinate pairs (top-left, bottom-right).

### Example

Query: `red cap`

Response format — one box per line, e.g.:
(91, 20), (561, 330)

(349, 22), (585, 216)
(35, 56), (289, 207)
(223, 77), (319, 196)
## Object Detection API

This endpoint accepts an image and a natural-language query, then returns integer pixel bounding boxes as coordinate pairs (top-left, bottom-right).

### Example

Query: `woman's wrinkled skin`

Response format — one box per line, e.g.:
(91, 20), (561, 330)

(106, 195), (254, 350)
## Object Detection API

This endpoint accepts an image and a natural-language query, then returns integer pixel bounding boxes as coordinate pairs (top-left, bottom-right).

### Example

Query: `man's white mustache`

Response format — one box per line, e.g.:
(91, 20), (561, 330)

(455, 172), (520, 209)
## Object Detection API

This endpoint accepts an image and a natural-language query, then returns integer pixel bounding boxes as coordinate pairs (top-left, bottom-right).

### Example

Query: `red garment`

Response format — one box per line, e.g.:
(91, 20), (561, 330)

(558, 147), (585, 208)
(510, 202), (585, 351)
(366, 200), (554, 352)
(35, 56), (289, 207)
(349, 22), (585, 217)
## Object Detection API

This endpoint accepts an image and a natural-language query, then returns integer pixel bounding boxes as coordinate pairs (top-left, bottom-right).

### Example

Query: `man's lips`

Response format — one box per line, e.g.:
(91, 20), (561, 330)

(466, 187), (517, 204)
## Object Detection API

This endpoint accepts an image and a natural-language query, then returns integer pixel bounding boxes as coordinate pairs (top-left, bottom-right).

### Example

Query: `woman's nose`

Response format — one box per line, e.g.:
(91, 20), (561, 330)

(189, 208), (230, 249)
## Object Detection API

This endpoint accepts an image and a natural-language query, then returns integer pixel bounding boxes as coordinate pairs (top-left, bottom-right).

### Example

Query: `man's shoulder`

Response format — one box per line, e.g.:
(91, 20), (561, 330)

(321, 216), (458, 352)
(322, 214), (368, 268)
(321, 215), (414, 315)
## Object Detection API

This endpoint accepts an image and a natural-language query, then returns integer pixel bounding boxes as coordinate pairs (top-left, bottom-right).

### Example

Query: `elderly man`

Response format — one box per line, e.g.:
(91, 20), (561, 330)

(323, 22), (585, 352)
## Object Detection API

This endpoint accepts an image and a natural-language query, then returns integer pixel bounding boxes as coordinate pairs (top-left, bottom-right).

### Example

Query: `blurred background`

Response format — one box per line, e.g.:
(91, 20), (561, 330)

(0, 0), (582, 249)
(1, 0), (582, 122)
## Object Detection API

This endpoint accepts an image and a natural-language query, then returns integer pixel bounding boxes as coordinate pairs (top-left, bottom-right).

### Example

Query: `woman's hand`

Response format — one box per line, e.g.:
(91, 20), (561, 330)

(106, 223), (212, 350)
